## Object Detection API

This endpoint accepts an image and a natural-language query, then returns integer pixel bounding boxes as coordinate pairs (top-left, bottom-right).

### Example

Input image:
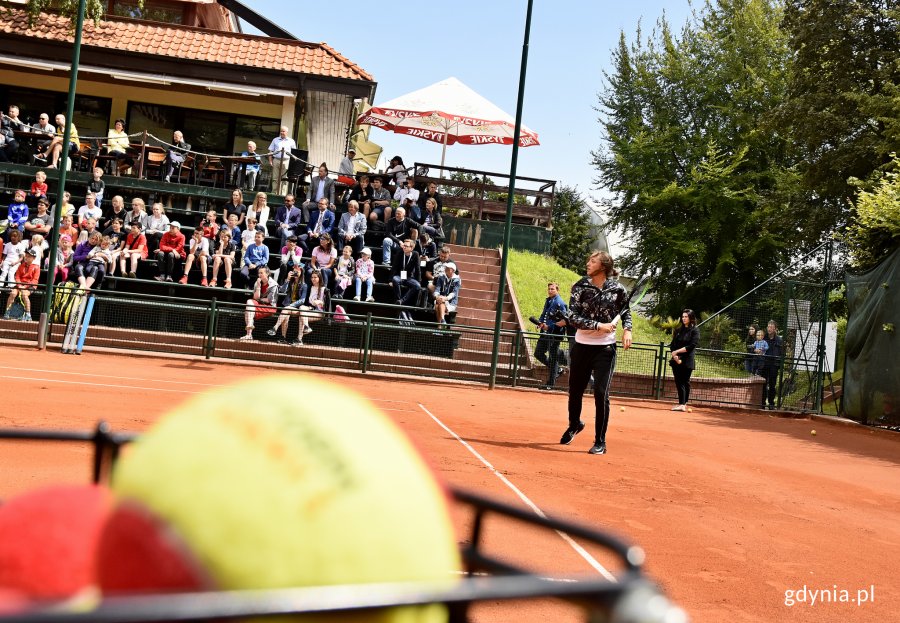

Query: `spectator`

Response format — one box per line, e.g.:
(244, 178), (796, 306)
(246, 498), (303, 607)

(198, 209), (219, 255)
(222, 189), (247, 226)
(278, 235), (304, 284)
(299, 197), (335, 255)
(81, 234), (114, 291)
(29, 170), (48, 203)
(394, 176), (420, 220)
(57, 215), (79, 247)
(101, 195), (129, 231)
(369, 176), (392, 223)
(105, 118), (133, 174)
(50, 190), (74, 221)
(76, 193), (102, 228)
(210, 228), (238, 288)
(27, 234), (46, 265)
(0, 105), (24, 162)
(744, 325), (757, 374)
(418, 181), (443, 214)
(348, 175), (374, 218)
(751, 329), (768, 375)
(52, 234), (74, 283)
(241, 141), (261, 191)
(2, 248), (38, 321)
(354, 247), (376, 302)
(333, 245), (355, 299)
(339, 148), (356, 176)
(180, 229), (210, 286)
(119, 220), (147, 278)
(127, 197), (147, 228)
(268, 264), (307, 344)
(46, 113), (79, 169)
(274, 194), (302, 246)
(0, 229), (27, 287)
(239, 266), (278, 341)
(241, 216), (264, 250)
(417, 197), (444, 243)
(143, 202), (169, 254)
(303, 163), (335, 220)
(534, 282), (568, 390)
(668, 308), (701, 411)
(77, 217), (99, 245)
(222, 213), (241, 241)
(6, 189), (29, 235)
(432, 261), (461, 325)
(336, 199), (367, 256)
(241, 229), (269, 287)
(297, 270), (329, 338)
(88, 167), (105, 206)
(391, 239), (421, 307)
(32, 113), (55, 161)
(417, 231), (437, 261)
(761, 320), (784, 411)
(154, 221), (186, 282)
(382, 207), (418, 266)
(70, 231), (100, 290)
(24, 198), (52, 237)
(386, 155), (408, 192)
(164, 130), (190, 182)
(104, 219), (127, 275)
(248, 192), (271, 235)
(267, 126), (296, 195)
(306, 232), (336, 289)
(425, 245), (452, 295)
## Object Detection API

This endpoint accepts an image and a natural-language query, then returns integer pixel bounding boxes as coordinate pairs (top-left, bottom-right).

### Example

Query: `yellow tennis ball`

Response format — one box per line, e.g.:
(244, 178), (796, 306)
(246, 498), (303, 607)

(687, 407), (693, 413)
(620, 406), (626, 412)
(811, 430), (817, 436)
(102, 373), (459, 622)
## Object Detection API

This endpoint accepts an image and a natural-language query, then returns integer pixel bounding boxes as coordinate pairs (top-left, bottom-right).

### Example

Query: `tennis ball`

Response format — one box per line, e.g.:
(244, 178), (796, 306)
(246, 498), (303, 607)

(811, 430), (817, 436)
(620, 406), (626, 412)
(97, 373), (460, 622)
(0, 484), (114, 600)
(687, 408), (693, 413)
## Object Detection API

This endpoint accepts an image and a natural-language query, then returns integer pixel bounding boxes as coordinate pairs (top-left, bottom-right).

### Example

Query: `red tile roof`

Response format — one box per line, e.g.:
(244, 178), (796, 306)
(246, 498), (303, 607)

(0, 8), (373, 82)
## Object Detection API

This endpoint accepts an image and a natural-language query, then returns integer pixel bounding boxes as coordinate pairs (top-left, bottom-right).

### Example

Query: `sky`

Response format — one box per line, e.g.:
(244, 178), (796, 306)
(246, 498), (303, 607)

(242, 1), (694, 246)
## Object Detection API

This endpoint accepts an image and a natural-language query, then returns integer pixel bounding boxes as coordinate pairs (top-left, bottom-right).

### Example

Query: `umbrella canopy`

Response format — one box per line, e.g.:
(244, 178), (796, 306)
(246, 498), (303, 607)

(357, 77), (539, 168)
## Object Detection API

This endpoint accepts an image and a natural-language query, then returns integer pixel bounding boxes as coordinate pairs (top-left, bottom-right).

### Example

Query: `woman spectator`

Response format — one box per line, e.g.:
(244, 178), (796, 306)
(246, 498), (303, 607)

(119, 220), (147, 278)
(386, 155), (407, 193)
(267, 263), (307, 345)
(247, 192), (271, 235)
(106, 119), (133, 174)
(669, 308), (700, 412)
(417, 197), (444, 244)
(143, 202), (169, 254)
(210, 229), (237, 288)
(354, 247), (376, 302)
(239, 266), (277, 341)
(101, 195), (129, 231)
(50, 191), (74, 221)
(348, 175), (374, 218)
(222, 189), (247, 227)
(127, 197), (147, 227)
(307, 232), (336, 289)
(71, 232), (100, 291)
(298, 270), (329, 338)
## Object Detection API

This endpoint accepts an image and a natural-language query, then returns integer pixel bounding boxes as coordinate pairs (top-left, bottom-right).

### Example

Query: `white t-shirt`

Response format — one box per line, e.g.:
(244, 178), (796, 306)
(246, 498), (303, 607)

(77, 204), (103, 224)
(575, 327), (617, 346)
(2, 241), (28, 264)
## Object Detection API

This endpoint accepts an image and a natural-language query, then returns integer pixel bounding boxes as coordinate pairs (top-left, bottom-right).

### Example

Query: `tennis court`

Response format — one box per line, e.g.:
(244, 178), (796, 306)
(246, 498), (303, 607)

(0, 344), (897, 623)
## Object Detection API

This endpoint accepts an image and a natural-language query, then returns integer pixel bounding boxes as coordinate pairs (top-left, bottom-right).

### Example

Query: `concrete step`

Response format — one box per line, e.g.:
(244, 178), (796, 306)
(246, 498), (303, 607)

(446, 245), (500, 259)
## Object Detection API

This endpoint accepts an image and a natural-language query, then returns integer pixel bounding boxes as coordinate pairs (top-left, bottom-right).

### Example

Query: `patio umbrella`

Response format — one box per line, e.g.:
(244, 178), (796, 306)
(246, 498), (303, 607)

(356, 77), (539, 170)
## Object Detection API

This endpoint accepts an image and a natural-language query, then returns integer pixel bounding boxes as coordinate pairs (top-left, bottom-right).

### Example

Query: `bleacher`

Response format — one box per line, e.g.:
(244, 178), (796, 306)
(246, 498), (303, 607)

(1, 162), (460, 357)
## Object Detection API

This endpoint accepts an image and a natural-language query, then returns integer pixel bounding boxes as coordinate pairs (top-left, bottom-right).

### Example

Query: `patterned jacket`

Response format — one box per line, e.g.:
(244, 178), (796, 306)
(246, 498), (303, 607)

(567, 277), (633, 331)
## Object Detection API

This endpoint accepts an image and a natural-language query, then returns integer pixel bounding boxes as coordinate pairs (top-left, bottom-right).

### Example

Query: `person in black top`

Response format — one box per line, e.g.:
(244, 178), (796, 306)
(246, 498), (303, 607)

(669, 308), (701, 411)
(762, 320), (784, 410)
(390, 239), (421, 307)
(164, 130), (190, 182)
(744, 324), (757, 373)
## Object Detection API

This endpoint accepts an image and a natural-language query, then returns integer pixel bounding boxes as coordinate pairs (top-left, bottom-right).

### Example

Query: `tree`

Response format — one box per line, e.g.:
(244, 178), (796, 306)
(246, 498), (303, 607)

(24, 0), (142, 26)
(549, 186), (594, 273)
(843, 155), (900, 269)
(594, 0), (797, 315)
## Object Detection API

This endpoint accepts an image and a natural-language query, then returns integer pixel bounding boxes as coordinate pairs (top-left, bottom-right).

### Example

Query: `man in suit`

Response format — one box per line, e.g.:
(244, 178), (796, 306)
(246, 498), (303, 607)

(336, 199), (367, 256)
(303, 163), (335, 222)
(274, 194), (303, 246)
(391, 238), (421, 307)
(299, 197), (335, 255)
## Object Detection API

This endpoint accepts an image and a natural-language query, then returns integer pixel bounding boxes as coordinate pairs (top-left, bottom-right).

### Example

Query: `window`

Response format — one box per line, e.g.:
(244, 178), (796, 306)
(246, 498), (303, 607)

(107, 1), (184, 24)
(0, 87), (111, 139)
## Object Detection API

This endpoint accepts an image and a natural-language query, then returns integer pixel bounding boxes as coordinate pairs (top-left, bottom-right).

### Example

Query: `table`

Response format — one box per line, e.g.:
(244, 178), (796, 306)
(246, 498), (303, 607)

(13, 129), (53, 164)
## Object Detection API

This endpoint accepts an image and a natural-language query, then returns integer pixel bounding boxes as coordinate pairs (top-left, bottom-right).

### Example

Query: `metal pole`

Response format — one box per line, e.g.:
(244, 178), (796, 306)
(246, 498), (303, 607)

(41, 0), (87, 336)
(489, 0), (534, 388)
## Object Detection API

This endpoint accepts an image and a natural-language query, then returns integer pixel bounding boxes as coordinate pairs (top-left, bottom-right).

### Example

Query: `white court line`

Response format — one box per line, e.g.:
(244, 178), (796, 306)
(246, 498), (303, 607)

(417, 403), (617, 582)
(0, 376), (206, 394)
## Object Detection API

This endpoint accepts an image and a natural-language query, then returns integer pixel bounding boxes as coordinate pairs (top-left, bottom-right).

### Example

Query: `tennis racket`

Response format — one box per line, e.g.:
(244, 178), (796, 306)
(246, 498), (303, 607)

(611, 274), (651, 327)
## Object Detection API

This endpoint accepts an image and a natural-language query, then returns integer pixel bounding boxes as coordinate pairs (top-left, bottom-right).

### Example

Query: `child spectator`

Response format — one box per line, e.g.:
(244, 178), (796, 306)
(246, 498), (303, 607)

(241, 216), (262, 250)
(24, 198), (52, 237)
(88, 167), (105, 206)
(30, 170), (48, 202)
(154, 221), (186, 282)
(28, 234), (46, 265)
(333, 244), (355, 299)
(354, 247), (376, 302)
(77, 217), (98, 245)
(143, 202), (169, 254)
(105, 219), (126, 275)
(180, 229), (210, 286)
(2, 248), (39, 321)
(58, 214), (79, 247)
(223, 213), (241, 240)
(268, 264), (307, 344)
(6, 190), (29, 235)
(52, 234), (74, 283)
(50, 191), (74, 221)
(199, 209), (219, 254)
(210, 229), (237, 288)
(239, 266), (277, 341)
(241, 229), (269, 287)
(297, 270), (329, 338)
(119, 220), (147, 278)
(752, 329), (769, 375)
(0, 229), (27, 286)
(278, 235), (304, 284)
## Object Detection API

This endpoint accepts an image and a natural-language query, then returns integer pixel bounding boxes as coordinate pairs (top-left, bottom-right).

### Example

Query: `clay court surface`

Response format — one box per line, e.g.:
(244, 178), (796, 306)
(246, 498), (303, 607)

(0, 344), (897, 623)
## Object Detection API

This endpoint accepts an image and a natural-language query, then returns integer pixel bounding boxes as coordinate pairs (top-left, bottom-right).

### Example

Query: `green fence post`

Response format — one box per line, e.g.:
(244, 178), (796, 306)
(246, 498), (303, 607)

(361, 313), (372, 373)
(205, 298), (217, 360)
(655, 342), (666, 400)
(511, 329), (522, 387)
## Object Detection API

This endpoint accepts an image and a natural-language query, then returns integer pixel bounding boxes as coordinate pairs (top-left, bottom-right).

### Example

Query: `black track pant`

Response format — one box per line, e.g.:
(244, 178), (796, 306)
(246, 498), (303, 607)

(672, 363), (693, 405)
(567, 342), (617, 444)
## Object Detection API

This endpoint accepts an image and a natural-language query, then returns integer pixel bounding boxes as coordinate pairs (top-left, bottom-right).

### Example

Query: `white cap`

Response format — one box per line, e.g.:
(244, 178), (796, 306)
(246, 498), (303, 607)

(444, 262), (456, 272)
(170, 221), (181, 228)
(361, 247), (372, 256)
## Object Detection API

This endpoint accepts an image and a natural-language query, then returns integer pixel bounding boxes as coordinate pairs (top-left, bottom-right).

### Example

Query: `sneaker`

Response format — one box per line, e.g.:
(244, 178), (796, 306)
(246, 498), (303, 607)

(303, 325), (313, 334)
(200, 278), (208, 287)
(557, 366), (568, 376)
(588, 442), (607, 455)
(293, 339), (303, 346)
(128, 271), (137, 279)
(671, 404), (687, 412)
(239, 334), (253, 341)
(2, 313), (10, 320)
(165, 276), (173, 282)
(209, 279), (217, 287)
(366, 296), (375, 302)
(559, 421), (585, 445)
(275, 336), (287, 344)
(164, 175), (171, 182)
(353, 295), (360, 301)
(178, 275), (188, 284)
(21, 313), (32, 322)
(154, 275), (165, 281)
(266, 329), (277, 337)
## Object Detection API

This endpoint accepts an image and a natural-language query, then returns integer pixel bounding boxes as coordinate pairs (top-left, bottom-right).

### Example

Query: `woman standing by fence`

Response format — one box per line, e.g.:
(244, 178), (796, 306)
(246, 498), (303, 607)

(669, 309), (700, 412)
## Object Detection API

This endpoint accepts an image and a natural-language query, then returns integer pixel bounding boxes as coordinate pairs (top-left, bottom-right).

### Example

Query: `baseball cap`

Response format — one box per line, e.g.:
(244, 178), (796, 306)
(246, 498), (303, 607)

(25, 248), (37, 257)
(444, 262), (457, 272)
(361, 247), (372, 256)
(348, 148), (356, 154)
(170, 221), (181, 228)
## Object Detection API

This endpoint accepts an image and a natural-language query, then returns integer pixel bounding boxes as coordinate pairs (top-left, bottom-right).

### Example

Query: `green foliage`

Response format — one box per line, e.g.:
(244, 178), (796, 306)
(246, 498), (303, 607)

(843, 156), (900, 268)
(24, 0), (143, 26)
(594, 0), (797, 316)
(549, 186), (595, 274)
(700, 311), (736, 350)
